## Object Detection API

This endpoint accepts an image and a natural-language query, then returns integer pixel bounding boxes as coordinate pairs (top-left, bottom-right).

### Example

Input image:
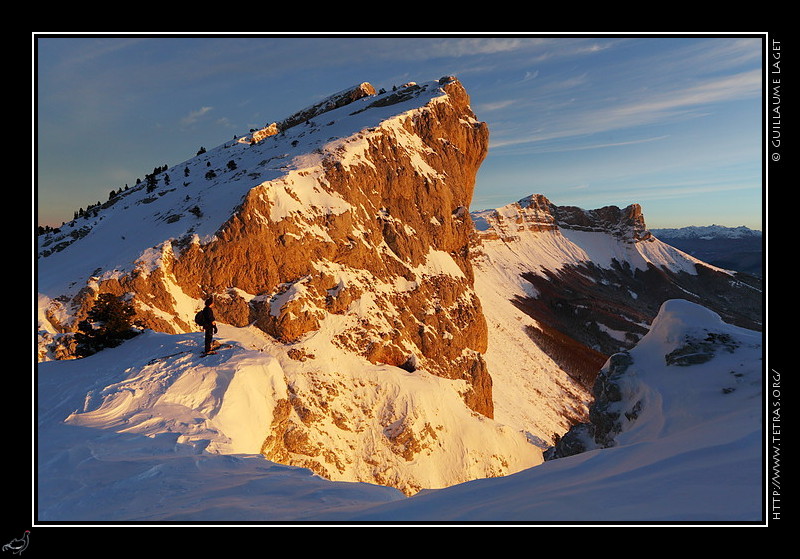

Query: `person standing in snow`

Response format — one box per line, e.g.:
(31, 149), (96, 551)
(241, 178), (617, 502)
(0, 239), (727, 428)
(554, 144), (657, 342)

(200, 296), (217, 355)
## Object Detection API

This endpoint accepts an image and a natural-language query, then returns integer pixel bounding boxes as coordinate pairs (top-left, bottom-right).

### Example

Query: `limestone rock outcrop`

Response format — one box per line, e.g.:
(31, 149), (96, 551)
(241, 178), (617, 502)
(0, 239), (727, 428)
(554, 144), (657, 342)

(543, 351), (639, 460)
(37, 76), (493, 416)
(473, 193), (650, 242)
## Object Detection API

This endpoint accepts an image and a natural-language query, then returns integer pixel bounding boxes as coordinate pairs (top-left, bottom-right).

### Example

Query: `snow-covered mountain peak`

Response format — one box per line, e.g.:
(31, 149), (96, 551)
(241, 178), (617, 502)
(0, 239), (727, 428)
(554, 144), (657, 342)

(37, 76), (489, 368)
(471, 193), (762, 362)
(472, 193), (709, 279)
(474, 193), (650, 244)
(36, 77), (462, 292)
(37, 76), (534, 495)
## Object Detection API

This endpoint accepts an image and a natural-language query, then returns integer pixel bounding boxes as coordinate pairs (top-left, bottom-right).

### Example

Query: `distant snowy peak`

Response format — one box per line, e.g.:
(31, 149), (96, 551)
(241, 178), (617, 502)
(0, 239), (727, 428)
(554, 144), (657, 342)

(471, 193), (700, 277)
(473, 193), (650, 243)
(651, 224), (762, 240)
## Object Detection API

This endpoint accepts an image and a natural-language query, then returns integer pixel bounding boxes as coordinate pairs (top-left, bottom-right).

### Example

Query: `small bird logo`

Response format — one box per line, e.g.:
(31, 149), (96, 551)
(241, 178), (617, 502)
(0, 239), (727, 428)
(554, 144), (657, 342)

(2, 531), (29, 555)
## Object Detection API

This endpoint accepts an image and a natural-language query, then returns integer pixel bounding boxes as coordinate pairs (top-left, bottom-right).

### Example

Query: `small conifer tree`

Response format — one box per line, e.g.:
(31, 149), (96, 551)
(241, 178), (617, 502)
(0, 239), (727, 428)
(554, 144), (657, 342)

(75, 293), (139, 357)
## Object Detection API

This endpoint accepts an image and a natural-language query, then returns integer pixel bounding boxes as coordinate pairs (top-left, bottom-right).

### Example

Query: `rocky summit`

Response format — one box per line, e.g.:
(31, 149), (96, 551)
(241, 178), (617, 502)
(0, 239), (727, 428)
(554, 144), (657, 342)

(38, 76), (492, 414)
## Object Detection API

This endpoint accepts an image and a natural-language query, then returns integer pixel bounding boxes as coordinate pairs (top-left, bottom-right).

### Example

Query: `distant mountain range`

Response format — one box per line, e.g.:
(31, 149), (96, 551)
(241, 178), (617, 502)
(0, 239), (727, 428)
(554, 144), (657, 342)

(651, 225), (763, 277)
(651, 225), (761, 239)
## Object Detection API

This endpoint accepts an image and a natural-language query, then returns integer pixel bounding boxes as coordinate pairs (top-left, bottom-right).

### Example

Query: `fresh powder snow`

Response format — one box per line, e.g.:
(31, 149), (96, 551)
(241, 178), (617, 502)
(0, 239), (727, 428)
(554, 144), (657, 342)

(36, 299), (763, 524)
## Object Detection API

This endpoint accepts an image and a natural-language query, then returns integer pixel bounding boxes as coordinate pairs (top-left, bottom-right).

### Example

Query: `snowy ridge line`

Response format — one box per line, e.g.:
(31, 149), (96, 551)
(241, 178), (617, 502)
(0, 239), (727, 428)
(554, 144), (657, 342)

(472, 194), (734, 276)
(651, 224), (762, 239)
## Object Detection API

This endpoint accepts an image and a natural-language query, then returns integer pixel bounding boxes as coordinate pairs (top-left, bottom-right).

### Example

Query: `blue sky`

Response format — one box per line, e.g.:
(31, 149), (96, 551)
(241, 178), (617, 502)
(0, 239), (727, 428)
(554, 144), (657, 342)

(35, 34), (765, 230)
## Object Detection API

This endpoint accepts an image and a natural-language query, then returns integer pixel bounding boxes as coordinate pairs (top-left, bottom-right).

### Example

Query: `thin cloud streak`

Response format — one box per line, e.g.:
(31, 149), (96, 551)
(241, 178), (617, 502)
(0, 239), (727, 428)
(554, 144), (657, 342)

(354, 36), (621, 69)
(601, 182), (759, 203)
(181, 106), (214, 126)
(488, 68), (761, 152)
(478, 99), (517, 112)
(490, 135), (670, 153)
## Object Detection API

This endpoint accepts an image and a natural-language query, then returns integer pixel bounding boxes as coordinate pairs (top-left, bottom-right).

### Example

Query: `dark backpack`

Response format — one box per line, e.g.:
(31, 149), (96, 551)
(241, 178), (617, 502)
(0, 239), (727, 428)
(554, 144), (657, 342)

(195, 309), (207, 327)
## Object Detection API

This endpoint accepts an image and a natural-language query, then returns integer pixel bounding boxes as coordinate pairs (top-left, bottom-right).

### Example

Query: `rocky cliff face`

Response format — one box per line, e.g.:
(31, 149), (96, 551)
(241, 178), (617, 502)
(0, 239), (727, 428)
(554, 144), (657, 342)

(38, 76), (493, 417)
(473, 193), (650, 242)
(36, 78), (550, 495)
(175, 77), (492, 414)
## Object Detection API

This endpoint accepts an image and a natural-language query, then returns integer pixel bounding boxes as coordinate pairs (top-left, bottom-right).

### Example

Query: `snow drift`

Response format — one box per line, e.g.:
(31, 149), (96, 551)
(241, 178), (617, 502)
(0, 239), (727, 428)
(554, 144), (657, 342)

(36, 299), (763, 522)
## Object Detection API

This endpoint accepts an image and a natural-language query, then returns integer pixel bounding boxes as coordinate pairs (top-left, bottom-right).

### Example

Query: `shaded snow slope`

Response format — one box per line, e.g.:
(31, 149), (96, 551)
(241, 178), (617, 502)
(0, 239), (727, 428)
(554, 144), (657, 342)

(471, 196), (763, 361)
(36, 299), (763, 523)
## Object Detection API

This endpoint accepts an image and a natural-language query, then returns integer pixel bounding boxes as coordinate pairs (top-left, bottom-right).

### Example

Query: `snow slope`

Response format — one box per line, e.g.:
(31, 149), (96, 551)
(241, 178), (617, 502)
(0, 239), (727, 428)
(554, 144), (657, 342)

(36, 299), (763, 524)
(471, 235), (592, 445)
(467, 209), (732, 441)
(38, 320), (539, 519)
(473, 206), (720, 280)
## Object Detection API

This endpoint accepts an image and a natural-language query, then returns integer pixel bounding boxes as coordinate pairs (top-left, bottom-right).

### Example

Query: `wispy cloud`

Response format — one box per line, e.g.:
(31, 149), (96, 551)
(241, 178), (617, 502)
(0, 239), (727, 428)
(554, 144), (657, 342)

(642, 37), (762, 76)
(181, 106), (213, 126)
(55, 37), (149, 68)
(478, 99), (517, 112)
(613, 181), (760, 202)
(364, 36), (615, 65)
(489, 68), (761, 152)
(491, 135), (670, 153)
(608, 69), (761, 121)
(411, 37), (548, 59)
